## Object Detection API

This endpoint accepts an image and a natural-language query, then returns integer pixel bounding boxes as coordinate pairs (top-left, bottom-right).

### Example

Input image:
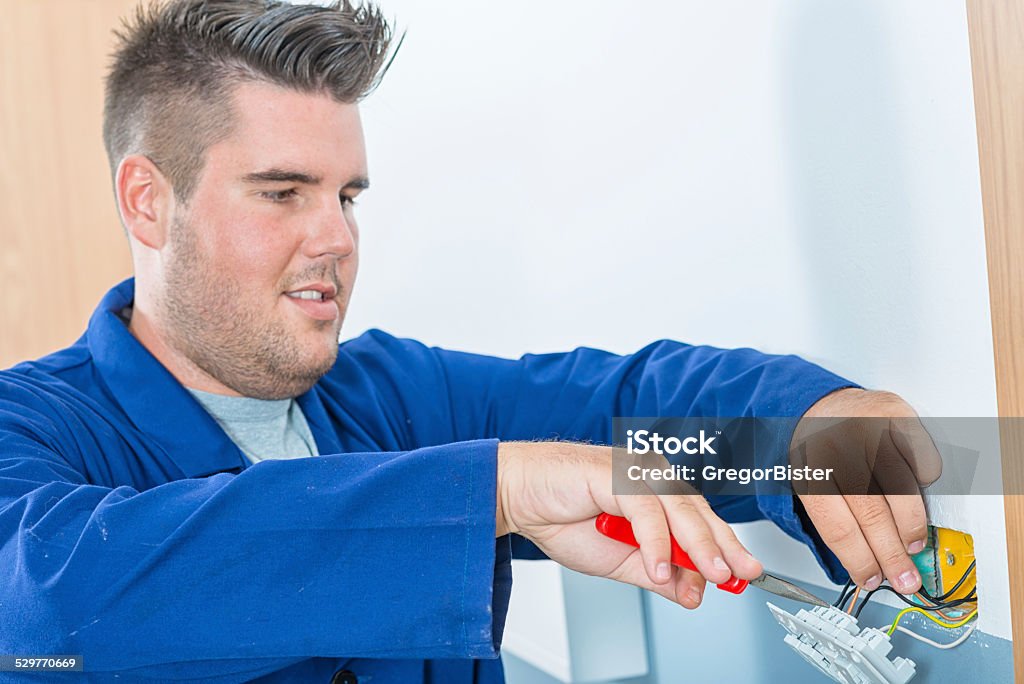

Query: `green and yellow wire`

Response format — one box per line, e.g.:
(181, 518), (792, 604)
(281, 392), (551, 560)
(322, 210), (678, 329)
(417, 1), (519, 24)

(886, 605), (979, 636)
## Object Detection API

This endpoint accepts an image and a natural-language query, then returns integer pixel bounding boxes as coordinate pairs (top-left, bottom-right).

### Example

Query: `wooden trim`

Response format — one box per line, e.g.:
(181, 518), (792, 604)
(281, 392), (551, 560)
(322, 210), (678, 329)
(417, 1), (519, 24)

(966, 0), (1024, 679)
(0, 1), (135, 367)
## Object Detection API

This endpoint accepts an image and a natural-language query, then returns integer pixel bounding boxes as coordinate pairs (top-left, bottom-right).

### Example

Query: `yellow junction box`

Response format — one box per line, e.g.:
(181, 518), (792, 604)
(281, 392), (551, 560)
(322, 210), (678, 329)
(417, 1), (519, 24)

(934, 527), (976, 602)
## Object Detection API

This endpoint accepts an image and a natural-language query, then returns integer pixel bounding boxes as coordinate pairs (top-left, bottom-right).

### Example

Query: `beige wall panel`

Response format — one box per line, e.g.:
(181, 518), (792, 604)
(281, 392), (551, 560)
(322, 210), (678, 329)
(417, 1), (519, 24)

(1, 0), (137, 367)
(966, 0), (1024, 680)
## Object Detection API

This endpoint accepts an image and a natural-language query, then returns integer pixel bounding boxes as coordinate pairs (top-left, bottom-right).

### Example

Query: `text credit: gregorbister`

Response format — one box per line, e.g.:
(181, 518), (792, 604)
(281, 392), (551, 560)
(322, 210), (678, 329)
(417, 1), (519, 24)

(625, 463), (834, 486)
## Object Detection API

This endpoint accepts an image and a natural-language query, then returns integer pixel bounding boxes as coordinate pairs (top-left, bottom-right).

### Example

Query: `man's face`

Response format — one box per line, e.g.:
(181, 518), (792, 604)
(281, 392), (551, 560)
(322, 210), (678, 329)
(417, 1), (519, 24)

(159, 81), (367, 399)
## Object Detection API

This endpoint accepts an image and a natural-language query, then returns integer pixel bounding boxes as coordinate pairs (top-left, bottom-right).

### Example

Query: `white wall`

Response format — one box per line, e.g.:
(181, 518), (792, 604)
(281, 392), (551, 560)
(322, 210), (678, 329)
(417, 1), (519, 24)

(349, 0), (1009, 640)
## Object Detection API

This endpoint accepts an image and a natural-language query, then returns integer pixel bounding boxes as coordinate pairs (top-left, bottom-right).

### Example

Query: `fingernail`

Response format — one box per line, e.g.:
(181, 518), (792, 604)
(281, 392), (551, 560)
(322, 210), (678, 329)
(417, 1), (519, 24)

(897, 569), (920, 591)
(656, 562), (672, 581)
(908, 540), (925, 555)
(712, 557), (729, 571)
(688, 587), (702, 604)
(864, 574), (882, 591)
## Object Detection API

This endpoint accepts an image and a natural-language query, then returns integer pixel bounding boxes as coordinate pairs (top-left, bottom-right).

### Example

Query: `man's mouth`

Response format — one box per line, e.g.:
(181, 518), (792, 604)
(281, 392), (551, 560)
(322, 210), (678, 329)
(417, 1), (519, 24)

(286, 290), (328, 301)
(284, 284), (340, 321)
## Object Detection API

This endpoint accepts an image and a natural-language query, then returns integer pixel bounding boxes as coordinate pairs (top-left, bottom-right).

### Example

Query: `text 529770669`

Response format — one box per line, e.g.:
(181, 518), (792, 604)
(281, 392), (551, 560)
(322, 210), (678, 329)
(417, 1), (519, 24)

(0, 656), (83, 672)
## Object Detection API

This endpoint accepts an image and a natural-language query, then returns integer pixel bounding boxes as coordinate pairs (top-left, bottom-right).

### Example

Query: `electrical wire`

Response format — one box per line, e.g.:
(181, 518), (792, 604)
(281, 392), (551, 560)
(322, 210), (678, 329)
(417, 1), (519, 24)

(846, 586), (861, 615)
(915, 590), (978, 620)
(851, 557), (978, 620)
(886, 606), (979, 636)
(856, 585), (958, 618)
(834, 579), (854, 608)
(851, 588), (878, 618)
(888, 621), (977, 650)
(852, 584), (977, 619)
(918, 560), (976, 603)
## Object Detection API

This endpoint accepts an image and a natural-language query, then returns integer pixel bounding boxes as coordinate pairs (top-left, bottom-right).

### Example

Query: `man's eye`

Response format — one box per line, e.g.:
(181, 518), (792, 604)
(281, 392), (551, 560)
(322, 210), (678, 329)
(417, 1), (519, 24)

(340, 194), (358, 207)
(260, 189), (297, 203)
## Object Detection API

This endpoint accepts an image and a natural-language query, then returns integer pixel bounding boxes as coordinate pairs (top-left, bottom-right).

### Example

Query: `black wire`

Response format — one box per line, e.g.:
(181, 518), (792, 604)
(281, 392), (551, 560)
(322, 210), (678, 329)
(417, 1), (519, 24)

(834, 579), (854, 607)
(918, 560), (977, 603)
(853, 584), (978, 619)
(850, 559), (978, 619)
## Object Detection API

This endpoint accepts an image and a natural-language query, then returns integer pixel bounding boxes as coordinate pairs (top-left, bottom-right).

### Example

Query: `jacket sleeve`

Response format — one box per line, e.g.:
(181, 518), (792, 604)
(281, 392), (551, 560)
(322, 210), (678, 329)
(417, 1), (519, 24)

(345, 331), (857, 581)
(0, 377), (509, 680)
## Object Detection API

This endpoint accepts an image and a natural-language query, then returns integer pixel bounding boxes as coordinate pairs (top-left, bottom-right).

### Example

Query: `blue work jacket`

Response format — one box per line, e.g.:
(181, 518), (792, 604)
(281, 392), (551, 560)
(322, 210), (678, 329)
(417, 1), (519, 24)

(0, 279), (853, 682)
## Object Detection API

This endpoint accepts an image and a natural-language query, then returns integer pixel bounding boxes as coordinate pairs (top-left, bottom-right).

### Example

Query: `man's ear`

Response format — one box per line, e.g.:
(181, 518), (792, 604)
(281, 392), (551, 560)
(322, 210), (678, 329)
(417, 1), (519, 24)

(116, 155), (173, 249)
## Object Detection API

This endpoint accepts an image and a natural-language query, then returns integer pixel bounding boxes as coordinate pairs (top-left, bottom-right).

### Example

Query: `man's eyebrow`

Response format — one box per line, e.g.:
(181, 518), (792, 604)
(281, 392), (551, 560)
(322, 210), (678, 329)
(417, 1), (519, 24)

(343, 177), (371, 191)
(241, 169), (370, 190)
(242, 169), (323, 185)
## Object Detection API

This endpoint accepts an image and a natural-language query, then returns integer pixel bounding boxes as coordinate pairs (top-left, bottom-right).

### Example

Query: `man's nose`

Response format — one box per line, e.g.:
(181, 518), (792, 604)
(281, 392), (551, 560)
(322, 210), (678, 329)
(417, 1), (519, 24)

(306, 198), (356, 259)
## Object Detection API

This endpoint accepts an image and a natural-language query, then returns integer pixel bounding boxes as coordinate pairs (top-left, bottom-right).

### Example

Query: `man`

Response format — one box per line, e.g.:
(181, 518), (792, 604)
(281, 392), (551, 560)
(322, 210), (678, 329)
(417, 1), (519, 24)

(0, 1), (938, 682)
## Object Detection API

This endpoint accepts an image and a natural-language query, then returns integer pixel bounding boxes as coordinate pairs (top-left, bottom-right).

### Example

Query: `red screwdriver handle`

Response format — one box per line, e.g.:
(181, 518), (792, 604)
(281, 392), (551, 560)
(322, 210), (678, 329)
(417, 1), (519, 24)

(595, 513), (749, 594)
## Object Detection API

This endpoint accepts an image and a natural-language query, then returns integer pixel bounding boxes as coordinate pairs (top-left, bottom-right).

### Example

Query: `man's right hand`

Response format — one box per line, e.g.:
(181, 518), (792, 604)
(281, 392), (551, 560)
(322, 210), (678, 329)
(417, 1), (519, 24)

(495, 441), (763, 609)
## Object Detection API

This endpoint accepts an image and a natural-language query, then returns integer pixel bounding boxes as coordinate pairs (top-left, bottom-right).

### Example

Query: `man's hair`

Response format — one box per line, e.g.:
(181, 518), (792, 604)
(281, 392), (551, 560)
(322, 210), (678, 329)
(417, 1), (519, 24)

(103, 0), (396, 202)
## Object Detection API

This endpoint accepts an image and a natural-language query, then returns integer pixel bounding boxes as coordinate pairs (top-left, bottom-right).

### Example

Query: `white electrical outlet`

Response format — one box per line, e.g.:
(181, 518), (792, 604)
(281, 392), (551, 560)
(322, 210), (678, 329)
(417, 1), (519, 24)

(767, 602), (917, 684)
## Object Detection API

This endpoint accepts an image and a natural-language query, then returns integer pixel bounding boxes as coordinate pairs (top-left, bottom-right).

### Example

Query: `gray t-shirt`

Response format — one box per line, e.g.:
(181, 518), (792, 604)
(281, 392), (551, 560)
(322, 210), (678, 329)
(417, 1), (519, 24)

(188, 388), (319, 463)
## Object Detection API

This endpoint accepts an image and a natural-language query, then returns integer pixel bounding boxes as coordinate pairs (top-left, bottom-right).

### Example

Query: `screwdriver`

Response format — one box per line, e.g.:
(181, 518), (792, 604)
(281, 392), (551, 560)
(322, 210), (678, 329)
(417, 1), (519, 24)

(595, 513), (829, 607)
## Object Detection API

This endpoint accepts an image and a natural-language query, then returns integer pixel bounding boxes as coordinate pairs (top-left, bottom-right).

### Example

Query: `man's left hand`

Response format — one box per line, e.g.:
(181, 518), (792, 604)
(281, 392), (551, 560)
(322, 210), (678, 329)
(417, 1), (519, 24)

(792, 388), (942, 593)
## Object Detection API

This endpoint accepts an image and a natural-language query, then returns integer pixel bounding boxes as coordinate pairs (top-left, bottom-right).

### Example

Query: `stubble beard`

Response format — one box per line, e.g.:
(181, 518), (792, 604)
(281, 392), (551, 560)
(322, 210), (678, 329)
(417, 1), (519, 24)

(159, 215), (340, 400)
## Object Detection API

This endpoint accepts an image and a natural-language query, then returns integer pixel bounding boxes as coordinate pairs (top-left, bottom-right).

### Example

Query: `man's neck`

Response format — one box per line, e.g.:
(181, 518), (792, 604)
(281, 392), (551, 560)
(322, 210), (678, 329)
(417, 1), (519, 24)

(127, 304), (243, 397)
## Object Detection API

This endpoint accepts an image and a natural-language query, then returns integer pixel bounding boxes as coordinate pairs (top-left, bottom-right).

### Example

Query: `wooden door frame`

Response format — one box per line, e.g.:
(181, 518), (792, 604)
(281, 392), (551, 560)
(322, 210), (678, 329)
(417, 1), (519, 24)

(966, 0), (1024, 679)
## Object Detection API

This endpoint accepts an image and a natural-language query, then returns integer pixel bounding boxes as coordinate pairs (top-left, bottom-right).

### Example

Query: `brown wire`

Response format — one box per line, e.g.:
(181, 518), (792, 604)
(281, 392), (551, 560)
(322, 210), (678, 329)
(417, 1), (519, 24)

(847, 586), (862, 614)
(915, 591), (977, 621)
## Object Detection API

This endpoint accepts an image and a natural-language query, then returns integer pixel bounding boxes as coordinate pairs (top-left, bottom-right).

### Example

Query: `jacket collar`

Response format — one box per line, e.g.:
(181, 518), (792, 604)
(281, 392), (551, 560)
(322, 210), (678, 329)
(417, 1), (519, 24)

(87, 278), (343, 474)
(87, 278), (250, 477)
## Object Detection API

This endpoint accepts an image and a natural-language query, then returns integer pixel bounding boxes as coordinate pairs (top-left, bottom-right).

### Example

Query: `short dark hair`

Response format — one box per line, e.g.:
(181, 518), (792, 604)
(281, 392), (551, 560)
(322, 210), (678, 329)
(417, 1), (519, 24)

(104, 0), (397, 202)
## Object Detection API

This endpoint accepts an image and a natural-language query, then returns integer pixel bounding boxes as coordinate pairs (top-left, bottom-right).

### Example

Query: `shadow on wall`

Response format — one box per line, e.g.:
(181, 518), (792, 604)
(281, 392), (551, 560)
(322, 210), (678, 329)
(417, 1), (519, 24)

(781, 1), (922, 375)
